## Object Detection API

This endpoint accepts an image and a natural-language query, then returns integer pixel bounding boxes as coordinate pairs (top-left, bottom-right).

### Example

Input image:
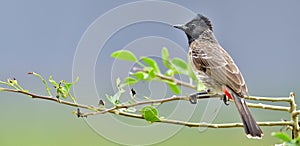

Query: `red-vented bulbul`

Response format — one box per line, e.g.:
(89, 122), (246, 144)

(174, 14), (263, 139)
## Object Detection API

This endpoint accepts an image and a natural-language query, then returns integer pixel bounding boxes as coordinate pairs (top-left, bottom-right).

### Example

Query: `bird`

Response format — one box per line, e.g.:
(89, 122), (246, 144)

(173, 14), (263, 139)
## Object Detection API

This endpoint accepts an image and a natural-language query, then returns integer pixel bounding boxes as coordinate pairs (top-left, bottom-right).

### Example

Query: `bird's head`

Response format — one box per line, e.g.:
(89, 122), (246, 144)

(174, 14), (213, 42)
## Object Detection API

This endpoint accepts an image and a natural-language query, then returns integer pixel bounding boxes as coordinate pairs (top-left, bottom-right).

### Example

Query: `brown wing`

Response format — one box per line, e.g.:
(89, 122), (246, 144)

(190, 40), (248, 97)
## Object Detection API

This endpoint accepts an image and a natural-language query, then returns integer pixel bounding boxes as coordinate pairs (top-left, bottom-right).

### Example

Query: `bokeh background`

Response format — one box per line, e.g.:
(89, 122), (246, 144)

(1, 0), (300, 145)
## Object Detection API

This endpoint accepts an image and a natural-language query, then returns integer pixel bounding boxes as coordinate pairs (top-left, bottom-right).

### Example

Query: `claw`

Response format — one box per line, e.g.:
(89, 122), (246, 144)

(189, 93), (198, 104)
(188, 91), (209, 104)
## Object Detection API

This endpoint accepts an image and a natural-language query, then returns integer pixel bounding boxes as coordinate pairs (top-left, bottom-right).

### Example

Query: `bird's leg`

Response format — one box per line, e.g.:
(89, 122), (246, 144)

(222, 94), (229, 106)
(188, 90), (209, 104)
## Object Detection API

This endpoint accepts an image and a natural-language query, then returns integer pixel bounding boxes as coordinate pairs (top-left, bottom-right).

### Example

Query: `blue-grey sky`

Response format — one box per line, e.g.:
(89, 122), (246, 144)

(1, 1), (300, 146)
(1, 0), (299, 95)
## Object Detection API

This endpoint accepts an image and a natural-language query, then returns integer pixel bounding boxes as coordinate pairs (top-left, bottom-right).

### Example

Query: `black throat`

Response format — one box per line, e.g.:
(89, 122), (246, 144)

(187, 34), (195, 45)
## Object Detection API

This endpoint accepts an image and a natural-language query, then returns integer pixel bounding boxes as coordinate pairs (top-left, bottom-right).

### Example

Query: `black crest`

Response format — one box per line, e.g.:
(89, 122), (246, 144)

(196, 14), (213, 31)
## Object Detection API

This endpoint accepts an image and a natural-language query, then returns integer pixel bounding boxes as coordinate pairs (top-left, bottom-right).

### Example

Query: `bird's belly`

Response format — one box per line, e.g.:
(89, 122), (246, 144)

(194, 69), (223, 94)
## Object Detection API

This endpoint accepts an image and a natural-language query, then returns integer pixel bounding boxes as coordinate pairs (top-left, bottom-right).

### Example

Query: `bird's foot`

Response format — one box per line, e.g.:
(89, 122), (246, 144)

(222, 94), (229, 106)
(188, 90), (209, 104)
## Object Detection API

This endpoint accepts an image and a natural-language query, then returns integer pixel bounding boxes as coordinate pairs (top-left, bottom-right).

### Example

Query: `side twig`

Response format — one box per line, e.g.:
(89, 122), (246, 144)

(132, 67), (197, 90)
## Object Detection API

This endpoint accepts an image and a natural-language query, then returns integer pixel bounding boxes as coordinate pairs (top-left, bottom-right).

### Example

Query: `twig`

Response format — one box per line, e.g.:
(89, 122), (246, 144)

(101, 109), (293, 128)
(133, 67), (197, 90)
(293, 110), (300, 117)
(90, 109), (293, 128)
(0, 88), (94, 110)
(247, 102), (290, 112)
(160, 119), (293, 128)
(246, 96), (291, 102)
(84, 93), (223, 116)
(83, 95), (188, 116)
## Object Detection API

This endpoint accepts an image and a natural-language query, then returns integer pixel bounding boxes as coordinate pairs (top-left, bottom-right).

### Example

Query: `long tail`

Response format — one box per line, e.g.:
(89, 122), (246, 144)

(232, 93), (263, 139)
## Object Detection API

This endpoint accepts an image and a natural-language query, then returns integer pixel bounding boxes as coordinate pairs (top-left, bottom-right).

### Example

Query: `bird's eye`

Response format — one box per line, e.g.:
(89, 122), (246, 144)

(190, 24), (196, 28)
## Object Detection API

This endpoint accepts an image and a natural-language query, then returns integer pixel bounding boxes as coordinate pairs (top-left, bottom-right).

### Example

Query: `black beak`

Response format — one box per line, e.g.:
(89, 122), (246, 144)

(173, 24), (187, 31)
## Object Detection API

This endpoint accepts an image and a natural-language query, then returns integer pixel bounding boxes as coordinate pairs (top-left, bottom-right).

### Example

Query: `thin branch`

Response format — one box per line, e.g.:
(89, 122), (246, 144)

(84, 93), (291, 116)
(83, 93), (221, 116)
(0, 88), (94, 110)
(95, 109), (293, 128)
(247, 102), (290, 112)
(106, 109), (293, 128)
(160, 119), (293, 128)
(132, 67), (197, 90)
(245, 96), (291, 102)
(293, 110), (300, 117)
(83, 95), (188, 116)
(104, 110), (293, 128)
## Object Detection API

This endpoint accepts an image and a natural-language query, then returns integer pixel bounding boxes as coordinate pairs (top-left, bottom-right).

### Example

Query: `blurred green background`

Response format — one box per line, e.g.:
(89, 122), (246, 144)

(1, 0), (300, 145)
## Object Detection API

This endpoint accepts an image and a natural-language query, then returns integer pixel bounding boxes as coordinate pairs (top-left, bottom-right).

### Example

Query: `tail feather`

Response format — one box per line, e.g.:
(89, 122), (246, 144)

(232, 93), (263, 138)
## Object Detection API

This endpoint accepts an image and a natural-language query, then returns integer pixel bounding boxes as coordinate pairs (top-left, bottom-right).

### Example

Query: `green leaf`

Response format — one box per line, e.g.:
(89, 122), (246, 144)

(61, 77), (79, 99)
(165, 69), (174, 77)
(55, 81), (64, 99)
(171, 58), (189, 75)
(167, 83), (181, 94)
(49, 76), (58, 87)
(141, 56), (161, 73)
(60, 87), (68, 98)
(9, 79), (23, 90)
(294, 136), (300, 144)
(111, 50), (137, 62)
(116, 77), (121, 87)
(29, 72), (52, 96)
(124, 107), (136, 113)
(144, 67), (155, 79)
(141, 106), (160, 123)
(107, 88), (125, 105)
(161, 79), (176, 85)
(272, 132), (292, 142)
(5, 78), (25, 91)
(148, 69), (155, 79)
(111, 91), (121, 105)
(187, 64), (197, 81)
(120, 77), (138, 87)
(0, 80), (8, 86)
(161, 47), (171, 69)
(105, 94), (113, 104)
(64, 77), (79, 91)
(197, 81), (205, 92)
(131, 71), (149, 80)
